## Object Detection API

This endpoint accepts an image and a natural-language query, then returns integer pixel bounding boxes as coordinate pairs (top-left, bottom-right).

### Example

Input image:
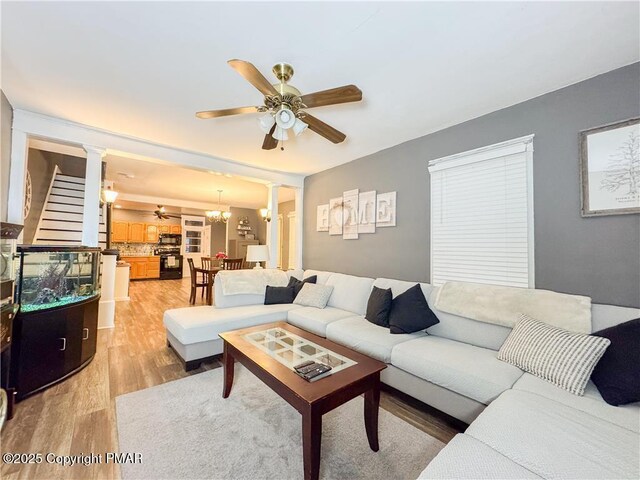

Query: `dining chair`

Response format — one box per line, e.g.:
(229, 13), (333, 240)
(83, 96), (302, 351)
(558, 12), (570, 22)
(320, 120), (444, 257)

(200, 257), (213, 297)
(223, 258), (244, 270)
(187, 258), (207, 304)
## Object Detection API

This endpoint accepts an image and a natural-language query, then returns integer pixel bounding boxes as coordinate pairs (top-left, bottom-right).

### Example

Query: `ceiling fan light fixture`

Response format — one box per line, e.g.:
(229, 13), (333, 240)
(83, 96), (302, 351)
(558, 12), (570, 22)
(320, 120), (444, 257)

(272, 126), (288, 141)
(258, 113), (275, 134)
(292, 118), (308, 136)
(275, 107), (296, 129)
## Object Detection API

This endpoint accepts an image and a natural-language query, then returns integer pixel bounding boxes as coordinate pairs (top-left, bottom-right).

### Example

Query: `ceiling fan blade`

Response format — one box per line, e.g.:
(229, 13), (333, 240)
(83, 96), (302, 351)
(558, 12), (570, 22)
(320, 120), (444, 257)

(196, 106), (258, 119)
(262, 124), (278, 150)
(228, 59), (279, 97)
(301, 85), (362, 109)
(303, 113), (346, 144)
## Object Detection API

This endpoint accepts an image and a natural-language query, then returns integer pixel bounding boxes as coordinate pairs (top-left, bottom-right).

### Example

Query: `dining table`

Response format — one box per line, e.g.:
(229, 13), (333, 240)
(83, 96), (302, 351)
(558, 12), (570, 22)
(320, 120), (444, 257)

(193, 265), (222, 305)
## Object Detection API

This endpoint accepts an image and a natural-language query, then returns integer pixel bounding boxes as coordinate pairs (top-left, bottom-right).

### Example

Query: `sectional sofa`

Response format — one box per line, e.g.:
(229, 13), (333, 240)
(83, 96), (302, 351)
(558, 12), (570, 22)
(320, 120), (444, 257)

(163, 269), (640, 479)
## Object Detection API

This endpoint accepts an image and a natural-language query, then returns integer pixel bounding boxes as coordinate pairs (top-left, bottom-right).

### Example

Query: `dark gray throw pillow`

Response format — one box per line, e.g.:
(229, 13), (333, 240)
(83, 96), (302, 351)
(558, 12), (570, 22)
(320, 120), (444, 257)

(264, 285), (296, 305)
(288, 275), (317, 297)
(590, 318), (640, 406)
(388, 284), (439, 334)
(365, 286), (393, 327)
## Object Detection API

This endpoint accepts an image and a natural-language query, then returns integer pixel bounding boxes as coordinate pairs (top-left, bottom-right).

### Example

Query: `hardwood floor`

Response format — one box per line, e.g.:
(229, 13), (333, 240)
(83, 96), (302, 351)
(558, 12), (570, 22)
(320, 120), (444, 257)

(1, 278), (463, 479)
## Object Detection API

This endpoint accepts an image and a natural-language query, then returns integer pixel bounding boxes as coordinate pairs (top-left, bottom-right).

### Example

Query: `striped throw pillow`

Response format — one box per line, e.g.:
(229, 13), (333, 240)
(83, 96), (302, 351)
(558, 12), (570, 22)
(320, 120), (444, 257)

(498, 314), (610, 395)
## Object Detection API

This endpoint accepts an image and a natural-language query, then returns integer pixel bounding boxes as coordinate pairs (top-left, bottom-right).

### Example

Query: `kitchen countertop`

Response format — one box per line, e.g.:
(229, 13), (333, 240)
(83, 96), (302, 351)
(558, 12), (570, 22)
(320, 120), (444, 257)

(119, 255), (158, 258)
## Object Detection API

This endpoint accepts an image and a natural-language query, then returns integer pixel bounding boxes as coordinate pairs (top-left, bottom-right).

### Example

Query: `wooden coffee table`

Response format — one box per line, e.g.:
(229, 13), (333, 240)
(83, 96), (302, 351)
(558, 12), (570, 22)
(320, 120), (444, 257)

(219, 321), (387, 480)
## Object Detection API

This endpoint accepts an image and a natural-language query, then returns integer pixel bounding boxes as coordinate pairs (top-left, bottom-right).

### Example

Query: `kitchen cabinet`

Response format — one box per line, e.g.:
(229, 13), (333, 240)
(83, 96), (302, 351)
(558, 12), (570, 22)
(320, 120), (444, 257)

(145, 224), (159, 243)
(158, 224), (171, 234)
(128, 223), (146, 243)
(126, 257), (160, 280)
(112, 221), (129, 243)
(170, 225), (182, 234)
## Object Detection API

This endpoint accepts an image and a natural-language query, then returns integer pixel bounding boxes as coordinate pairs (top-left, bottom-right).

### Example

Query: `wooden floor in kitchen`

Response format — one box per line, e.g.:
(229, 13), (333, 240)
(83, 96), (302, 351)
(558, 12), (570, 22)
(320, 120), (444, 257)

(1, 278), (464, 480)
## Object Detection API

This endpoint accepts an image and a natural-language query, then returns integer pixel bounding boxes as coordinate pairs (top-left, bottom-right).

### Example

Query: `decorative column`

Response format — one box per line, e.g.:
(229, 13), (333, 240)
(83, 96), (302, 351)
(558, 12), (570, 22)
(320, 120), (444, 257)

(98, 250), (117, 329)
(82, 145), (106, 247)
(293, 186), (304, 270)
(7, 128), (29, 228)
(265, 183), (280, 269)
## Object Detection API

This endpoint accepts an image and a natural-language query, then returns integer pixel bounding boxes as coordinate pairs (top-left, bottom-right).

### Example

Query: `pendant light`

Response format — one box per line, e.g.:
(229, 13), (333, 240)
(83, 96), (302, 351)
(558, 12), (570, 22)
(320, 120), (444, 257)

(206, 190), (232, 223)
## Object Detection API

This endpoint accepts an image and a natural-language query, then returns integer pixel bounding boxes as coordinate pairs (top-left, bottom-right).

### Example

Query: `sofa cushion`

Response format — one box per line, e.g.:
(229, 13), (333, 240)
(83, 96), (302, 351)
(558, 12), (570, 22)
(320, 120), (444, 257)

(163, 304), (300, 345)
(465, 389), (640, 480)
(264, 285), (296, 305)
(513, 373), (640, 433)
(214, 279), (264, 308)
(389, 284), (439, 334)
(591, 317), (640, 406)
(418, 434), (542, 479)
(288, 274), (317, 297)
(326, 316), (426, 363)
(373, 277), (433, 300)
(302, 269), (333, 285)
(286, 307), (356, 337)
(498, 314), (610, 396)
(365, 286), (393, 327)
(391, 336), (523, 404)
(293, 283), (333, 309)
(375, 279), (512, 350)
(325, 272), (374, 315)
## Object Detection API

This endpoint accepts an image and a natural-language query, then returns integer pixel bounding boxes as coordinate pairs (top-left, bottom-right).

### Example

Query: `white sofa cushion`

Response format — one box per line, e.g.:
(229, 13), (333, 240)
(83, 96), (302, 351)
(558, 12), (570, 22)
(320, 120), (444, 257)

(418, 434), (542, 479)
(374, 279), (512, 350)
(214, 279), (264, 308)
(325, 272), (374, 315)
(302, 269), (333, 285)
(325, 316), (426, 363)
(373, 277), (432, 299)
(213, 270), (303, 308)
(163, 304), (300, 344)
(466, 389), (640, 480)
(513, 373), (640, 433)
(286, 307), (357, 337)
(391, 336), (523, 405)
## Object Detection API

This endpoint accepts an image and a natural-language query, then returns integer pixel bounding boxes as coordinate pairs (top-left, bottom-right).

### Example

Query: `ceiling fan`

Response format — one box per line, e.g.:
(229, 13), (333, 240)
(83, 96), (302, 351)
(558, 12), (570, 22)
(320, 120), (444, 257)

(152, 205), (181, 221)
(196, 60), (362, 150)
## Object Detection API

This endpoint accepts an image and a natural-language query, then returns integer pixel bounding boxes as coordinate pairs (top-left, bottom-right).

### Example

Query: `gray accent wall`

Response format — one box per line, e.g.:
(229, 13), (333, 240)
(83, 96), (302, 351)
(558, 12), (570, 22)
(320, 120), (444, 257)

(1, 91), (13, 223)
(304, 63), (640, 308)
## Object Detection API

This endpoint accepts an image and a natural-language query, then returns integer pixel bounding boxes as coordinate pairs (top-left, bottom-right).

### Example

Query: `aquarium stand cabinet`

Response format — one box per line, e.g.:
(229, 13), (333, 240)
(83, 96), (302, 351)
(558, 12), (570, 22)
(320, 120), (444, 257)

(11, 246), (101, 400)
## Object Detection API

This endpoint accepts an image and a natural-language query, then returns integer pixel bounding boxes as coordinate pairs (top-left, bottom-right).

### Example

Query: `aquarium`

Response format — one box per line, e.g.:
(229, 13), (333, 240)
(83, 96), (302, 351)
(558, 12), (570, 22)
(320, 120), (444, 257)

(14, 246), (101, 313)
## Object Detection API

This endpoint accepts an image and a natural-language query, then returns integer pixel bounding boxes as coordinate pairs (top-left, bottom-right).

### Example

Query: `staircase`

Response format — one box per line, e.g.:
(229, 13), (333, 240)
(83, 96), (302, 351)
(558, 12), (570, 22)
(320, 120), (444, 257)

(34, 168), (107, 247)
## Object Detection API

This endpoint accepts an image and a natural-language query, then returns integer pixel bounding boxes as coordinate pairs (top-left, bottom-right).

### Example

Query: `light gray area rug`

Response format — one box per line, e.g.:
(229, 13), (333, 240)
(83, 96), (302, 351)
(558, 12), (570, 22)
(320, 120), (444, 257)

(116, 366), (445, 480)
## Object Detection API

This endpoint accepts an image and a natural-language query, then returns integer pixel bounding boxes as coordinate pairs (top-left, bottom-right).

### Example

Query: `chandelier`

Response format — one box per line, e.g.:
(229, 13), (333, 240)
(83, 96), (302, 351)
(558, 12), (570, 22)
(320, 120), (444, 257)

(206, 190), (232, 223)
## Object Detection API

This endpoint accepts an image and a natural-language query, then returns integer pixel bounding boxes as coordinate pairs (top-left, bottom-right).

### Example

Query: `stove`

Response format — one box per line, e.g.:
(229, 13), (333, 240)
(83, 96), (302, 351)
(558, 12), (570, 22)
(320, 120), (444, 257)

(154, 247), (183, 280)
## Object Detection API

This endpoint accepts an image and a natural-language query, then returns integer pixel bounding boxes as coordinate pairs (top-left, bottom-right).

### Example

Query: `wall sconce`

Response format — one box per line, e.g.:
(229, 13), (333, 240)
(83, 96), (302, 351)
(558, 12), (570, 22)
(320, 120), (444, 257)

(260, 208), (271, 222)
(102, 186), (119, 251)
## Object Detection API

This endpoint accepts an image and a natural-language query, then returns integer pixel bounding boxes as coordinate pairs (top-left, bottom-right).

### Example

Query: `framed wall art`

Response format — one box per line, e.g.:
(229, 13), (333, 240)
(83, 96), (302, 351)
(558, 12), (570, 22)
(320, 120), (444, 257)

(580, 118), (640, 216)
(316, 204), (329, 232)
(357, 190), (376, 234)
(376, 191), (397, 227)
(328, 197), (344, 235)
(342, 189), (359, 240)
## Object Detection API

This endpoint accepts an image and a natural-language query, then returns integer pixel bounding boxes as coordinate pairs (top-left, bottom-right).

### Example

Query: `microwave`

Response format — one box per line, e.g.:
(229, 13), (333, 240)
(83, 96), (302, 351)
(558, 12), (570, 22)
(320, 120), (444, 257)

(158, 233), (182, 246)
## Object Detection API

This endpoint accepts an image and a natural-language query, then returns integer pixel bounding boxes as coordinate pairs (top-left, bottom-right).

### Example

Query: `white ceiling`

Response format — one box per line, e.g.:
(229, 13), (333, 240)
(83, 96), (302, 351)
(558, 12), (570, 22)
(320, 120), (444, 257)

(3, 2), (639, 175)
(105, 153), (295, 209)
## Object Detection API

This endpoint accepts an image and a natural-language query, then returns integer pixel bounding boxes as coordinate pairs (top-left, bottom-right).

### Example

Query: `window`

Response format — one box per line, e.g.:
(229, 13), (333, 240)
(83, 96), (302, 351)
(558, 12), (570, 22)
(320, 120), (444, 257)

(428, 135), (535, 288)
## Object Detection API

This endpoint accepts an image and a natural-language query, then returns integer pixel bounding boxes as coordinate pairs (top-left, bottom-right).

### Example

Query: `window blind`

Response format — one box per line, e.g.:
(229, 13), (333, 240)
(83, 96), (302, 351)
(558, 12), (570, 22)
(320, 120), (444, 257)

(429, 136), (534, 288)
